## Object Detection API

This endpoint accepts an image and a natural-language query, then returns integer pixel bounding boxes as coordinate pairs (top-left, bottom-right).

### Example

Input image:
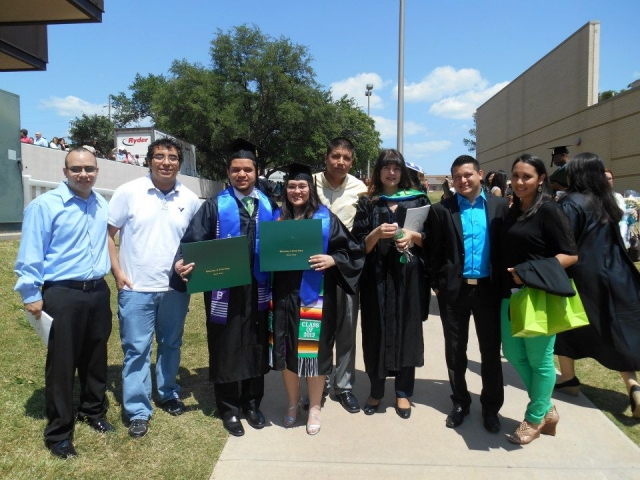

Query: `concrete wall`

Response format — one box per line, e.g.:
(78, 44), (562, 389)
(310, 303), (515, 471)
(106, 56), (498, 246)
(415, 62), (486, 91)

(475, 21), (640, 192)
(20, 143), (222, 200)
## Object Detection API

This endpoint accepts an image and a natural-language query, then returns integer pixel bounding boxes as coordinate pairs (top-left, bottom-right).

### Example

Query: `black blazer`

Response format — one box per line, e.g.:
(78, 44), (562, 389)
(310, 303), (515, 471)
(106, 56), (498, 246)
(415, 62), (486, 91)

(426, 193), (509, 302)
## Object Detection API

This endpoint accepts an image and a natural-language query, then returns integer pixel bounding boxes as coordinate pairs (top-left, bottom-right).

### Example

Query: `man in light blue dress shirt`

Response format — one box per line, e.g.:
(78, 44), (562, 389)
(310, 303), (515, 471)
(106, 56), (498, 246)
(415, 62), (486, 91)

(14, 148), (113, 459)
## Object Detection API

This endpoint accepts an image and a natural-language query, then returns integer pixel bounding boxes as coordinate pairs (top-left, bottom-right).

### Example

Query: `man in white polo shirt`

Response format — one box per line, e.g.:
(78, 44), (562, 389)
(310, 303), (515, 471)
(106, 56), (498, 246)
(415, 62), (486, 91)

(108, 138), (201, 439)
(313, 137), (367, 413)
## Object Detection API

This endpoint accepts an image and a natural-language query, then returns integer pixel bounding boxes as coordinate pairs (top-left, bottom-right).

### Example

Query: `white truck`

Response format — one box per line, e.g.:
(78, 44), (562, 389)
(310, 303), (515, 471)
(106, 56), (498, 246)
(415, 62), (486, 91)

(114, 127), (198, 176)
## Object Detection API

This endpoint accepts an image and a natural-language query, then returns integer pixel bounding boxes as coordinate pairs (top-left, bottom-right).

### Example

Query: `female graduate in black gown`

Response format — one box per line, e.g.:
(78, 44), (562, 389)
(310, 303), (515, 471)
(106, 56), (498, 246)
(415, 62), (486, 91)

(352, 149), (430, 419)
(270, 164), (364, 435)
(554, 153), (640, 417)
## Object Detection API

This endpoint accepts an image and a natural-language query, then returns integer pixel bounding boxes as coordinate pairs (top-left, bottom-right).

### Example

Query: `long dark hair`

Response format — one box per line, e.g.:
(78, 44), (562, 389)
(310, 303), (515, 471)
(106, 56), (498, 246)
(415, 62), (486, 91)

(279, 178), (321, 220)
(511, 154), (553, 220)
(490, 170), (508, 196)
(369, 149), (413, 198)
(566, 152), (622, 224)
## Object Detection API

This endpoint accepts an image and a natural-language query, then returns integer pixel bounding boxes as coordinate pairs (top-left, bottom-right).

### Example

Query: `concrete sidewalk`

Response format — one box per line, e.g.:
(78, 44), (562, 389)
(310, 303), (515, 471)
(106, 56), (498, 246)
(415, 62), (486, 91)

(211, 303), (640, 480)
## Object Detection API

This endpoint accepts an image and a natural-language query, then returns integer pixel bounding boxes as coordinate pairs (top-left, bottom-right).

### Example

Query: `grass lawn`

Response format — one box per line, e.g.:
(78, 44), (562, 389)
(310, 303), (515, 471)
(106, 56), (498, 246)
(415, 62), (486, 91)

(0, 240), (226, 480)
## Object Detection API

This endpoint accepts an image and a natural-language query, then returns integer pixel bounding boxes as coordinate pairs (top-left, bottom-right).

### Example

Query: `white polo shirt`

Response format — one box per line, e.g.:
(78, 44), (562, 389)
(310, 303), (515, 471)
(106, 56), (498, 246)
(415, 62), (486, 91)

(108, 175), (202, 292)
(313, 172), (367, 230)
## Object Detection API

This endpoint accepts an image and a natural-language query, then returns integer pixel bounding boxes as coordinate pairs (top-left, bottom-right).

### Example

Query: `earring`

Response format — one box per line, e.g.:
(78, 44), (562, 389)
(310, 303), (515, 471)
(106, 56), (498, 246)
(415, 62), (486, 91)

(537, 185), (542, 193)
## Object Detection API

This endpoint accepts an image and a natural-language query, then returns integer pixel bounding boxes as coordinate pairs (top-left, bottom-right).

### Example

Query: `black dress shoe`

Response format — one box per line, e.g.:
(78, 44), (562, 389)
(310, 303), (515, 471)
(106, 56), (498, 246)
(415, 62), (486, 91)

(483, 412), (501, 433)
(243, 409), (266, 429)
(128, 419), (149, 439)
(395, 399), (411, 419)
(446, 404), (470, 428)
(160, 398), (186, 416)
(363, 401), (380, 416)
(222, 415), (245, 437)
(80, 416), (115, 433)
(337, 391), (361, 413)
(46, 439), (77, 459)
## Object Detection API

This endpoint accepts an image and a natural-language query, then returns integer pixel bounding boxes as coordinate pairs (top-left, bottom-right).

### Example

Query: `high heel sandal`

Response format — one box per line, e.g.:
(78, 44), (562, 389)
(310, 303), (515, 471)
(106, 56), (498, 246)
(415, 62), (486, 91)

(507, 419), (546, 445)
(306, 407), (322, 436)
(541, 405), (559, 436)
(283, 398), (301, 428)
(629, 385), (640, 419)
(554, 376), (581, 397)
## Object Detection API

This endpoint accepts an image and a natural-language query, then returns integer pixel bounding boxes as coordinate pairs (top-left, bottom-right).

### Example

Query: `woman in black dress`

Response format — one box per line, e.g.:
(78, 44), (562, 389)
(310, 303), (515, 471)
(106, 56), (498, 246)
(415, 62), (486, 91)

(554, 153), (640, 417)
(499, 154), (578, 445)
(352, 149), (430, 419)
(270, 164), (363, 435)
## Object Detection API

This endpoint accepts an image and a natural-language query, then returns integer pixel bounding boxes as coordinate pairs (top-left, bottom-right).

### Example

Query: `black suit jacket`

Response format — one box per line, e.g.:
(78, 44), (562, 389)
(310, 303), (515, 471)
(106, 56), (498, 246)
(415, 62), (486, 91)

(426, 193), (509, 303)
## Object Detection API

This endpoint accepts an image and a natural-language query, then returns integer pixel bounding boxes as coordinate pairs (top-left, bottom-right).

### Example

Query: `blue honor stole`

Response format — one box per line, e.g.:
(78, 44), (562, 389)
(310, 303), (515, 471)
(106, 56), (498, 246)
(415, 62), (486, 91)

(209, 187), (274, 324)
(275, 205), (331, 306)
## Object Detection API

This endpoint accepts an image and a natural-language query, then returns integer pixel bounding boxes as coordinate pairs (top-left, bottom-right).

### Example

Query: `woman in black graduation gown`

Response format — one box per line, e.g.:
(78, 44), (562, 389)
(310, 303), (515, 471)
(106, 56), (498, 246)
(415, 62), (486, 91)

(554, 153), (640, 417)
(270, 163), (363, 435)
(352, 149), (430, 419)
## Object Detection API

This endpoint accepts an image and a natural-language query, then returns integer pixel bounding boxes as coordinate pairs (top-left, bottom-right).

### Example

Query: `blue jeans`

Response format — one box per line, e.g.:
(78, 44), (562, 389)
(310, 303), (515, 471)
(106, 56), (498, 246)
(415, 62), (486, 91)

(118, 289), (190, 421)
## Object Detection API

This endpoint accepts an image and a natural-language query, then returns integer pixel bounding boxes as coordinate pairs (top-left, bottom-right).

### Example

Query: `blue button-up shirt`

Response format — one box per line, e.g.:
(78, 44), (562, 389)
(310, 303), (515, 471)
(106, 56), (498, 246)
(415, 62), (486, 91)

(14, 182), (110, 303)
(457, 190), (490, 278)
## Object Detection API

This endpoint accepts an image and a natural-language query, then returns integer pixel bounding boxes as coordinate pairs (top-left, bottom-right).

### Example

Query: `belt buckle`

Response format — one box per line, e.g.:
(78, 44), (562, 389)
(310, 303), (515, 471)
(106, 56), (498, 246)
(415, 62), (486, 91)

(466, 278), (478, 285)
(82, 280), (96, 291)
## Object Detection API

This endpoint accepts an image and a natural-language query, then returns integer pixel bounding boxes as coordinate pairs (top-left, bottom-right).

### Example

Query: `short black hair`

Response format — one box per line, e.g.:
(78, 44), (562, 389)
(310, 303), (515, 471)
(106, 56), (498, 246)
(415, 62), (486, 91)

(146, 137), (184, 166)
(450, 155), (480, 174)
(326, 137), (354, 156)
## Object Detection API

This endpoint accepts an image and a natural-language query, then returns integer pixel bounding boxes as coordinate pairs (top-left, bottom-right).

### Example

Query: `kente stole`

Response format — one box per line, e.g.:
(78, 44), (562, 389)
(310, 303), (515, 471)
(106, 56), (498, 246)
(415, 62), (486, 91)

(268, 206), (330, 376)
(209, 187), (273, 324)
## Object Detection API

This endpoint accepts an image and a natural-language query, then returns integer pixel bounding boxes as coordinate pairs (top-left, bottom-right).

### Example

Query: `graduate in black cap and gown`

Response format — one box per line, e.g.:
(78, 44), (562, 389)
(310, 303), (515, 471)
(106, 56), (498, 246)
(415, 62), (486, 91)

(269, 162), (364, 435)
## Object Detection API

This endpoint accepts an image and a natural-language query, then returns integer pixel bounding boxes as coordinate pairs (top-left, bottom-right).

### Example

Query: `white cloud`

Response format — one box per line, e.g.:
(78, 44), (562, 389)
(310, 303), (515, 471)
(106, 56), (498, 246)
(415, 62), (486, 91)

(428, 81), (509, 119)
(39, 96), (106, 117)
(405, 140), (451, 158)
(402, 66), (485, 102)
(372, 116), (430, 145)
(330, 73), (390, 110)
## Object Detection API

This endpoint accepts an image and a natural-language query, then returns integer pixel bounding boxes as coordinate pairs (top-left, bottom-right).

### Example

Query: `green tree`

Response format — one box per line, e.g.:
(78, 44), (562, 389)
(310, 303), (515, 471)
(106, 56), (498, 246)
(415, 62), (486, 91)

(462, 112), (476, 152)
(68, 113), (115, 157)
(114, 24), (380, 180)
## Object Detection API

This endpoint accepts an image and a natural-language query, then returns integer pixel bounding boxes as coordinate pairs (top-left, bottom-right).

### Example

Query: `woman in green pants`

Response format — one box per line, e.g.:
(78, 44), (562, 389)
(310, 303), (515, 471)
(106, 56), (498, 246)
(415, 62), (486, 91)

(498, 154), (578, 445)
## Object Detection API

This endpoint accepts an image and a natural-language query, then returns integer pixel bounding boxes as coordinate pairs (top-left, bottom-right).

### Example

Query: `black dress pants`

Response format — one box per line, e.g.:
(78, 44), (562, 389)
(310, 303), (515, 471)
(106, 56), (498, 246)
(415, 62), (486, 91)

(438, 281), (503, 414)
(214, 376), (264, 418)
(368, 366), (416, 400)
(42, 281), (112, 443)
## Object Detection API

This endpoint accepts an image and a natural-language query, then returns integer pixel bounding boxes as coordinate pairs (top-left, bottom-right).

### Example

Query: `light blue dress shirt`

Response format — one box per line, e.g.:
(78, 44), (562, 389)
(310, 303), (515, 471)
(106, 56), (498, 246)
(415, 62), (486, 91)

(14, 182), (110, 303)
(457, 190), (490, 278)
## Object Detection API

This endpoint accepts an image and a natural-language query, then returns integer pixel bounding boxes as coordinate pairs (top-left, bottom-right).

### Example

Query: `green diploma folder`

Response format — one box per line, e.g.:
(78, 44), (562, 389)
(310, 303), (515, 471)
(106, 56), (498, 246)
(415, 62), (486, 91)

(259, 219), (323, 271)
(182, 236), (251, 294)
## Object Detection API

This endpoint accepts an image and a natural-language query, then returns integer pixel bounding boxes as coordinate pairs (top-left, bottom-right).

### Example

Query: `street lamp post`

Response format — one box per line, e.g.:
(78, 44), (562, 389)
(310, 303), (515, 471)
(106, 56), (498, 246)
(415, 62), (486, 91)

(365, 83), (374, 178)
(108, 94), (113, 122)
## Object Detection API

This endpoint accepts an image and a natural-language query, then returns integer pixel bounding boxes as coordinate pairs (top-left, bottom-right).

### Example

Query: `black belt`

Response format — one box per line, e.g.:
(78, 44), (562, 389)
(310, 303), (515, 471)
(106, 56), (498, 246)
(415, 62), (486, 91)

(462, 277), (490, 286)
(44, 278), (105, 291)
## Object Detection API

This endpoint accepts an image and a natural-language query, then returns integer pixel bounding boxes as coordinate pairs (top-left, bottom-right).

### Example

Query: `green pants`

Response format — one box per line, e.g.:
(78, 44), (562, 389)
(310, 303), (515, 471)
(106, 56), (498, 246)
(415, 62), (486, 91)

(500, 299), (555, 424)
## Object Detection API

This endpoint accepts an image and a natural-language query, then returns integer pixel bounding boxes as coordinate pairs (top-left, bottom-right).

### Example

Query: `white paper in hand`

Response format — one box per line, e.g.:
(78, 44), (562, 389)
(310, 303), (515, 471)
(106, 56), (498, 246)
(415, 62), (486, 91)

(26, 311), (53, 346)
(404, 205), (430, 233)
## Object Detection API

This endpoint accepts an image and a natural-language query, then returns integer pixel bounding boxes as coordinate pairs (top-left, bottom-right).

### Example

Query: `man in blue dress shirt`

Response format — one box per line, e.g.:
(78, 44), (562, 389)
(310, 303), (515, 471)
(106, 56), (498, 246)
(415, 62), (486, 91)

(14, 148), (113, 459)
(426, 155), (509, 433)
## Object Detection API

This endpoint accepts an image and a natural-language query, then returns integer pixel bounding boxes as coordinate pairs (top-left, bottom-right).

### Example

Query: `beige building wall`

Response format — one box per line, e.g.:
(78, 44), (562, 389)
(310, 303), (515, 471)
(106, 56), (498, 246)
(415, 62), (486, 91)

(476, 21), (640, 193)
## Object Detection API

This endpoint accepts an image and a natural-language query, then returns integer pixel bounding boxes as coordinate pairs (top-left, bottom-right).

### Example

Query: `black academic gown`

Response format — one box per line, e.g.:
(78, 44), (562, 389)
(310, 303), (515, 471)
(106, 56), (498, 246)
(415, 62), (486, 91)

(555, 193), (640, 370)
(173, 194), (277, 383)
(270, 214), (364, 375)
(352, 196), (430, 379)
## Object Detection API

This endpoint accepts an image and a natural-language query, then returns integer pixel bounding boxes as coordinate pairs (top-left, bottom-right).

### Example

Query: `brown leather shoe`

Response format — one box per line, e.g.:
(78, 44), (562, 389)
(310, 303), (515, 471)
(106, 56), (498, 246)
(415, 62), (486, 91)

(507, 419), (545, 445)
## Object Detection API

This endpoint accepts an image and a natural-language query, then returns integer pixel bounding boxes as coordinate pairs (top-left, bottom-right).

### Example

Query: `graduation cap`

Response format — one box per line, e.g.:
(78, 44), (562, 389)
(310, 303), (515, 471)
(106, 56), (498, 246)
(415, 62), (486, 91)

(283, 162), (314, 182)
(549, 145), (570, 166)
(405, 161), (424, 174)
(225, 138), (272, 162)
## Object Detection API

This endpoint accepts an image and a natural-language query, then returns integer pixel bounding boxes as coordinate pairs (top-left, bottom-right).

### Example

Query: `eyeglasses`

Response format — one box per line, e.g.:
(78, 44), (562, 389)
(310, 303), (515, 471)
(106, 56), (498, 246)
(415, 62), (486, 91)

(286, 184), (309, 191)
(67, 166), (97, 173)
(152, 154), (180, 163)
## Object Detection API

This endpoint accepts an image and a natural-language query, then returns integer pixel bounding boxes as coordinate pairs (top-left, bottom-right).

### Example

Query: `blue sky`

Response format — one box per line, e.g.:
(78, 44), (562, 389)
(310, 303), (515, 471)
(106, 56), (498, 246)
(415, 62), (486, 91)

(2, 0), (639, 174)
